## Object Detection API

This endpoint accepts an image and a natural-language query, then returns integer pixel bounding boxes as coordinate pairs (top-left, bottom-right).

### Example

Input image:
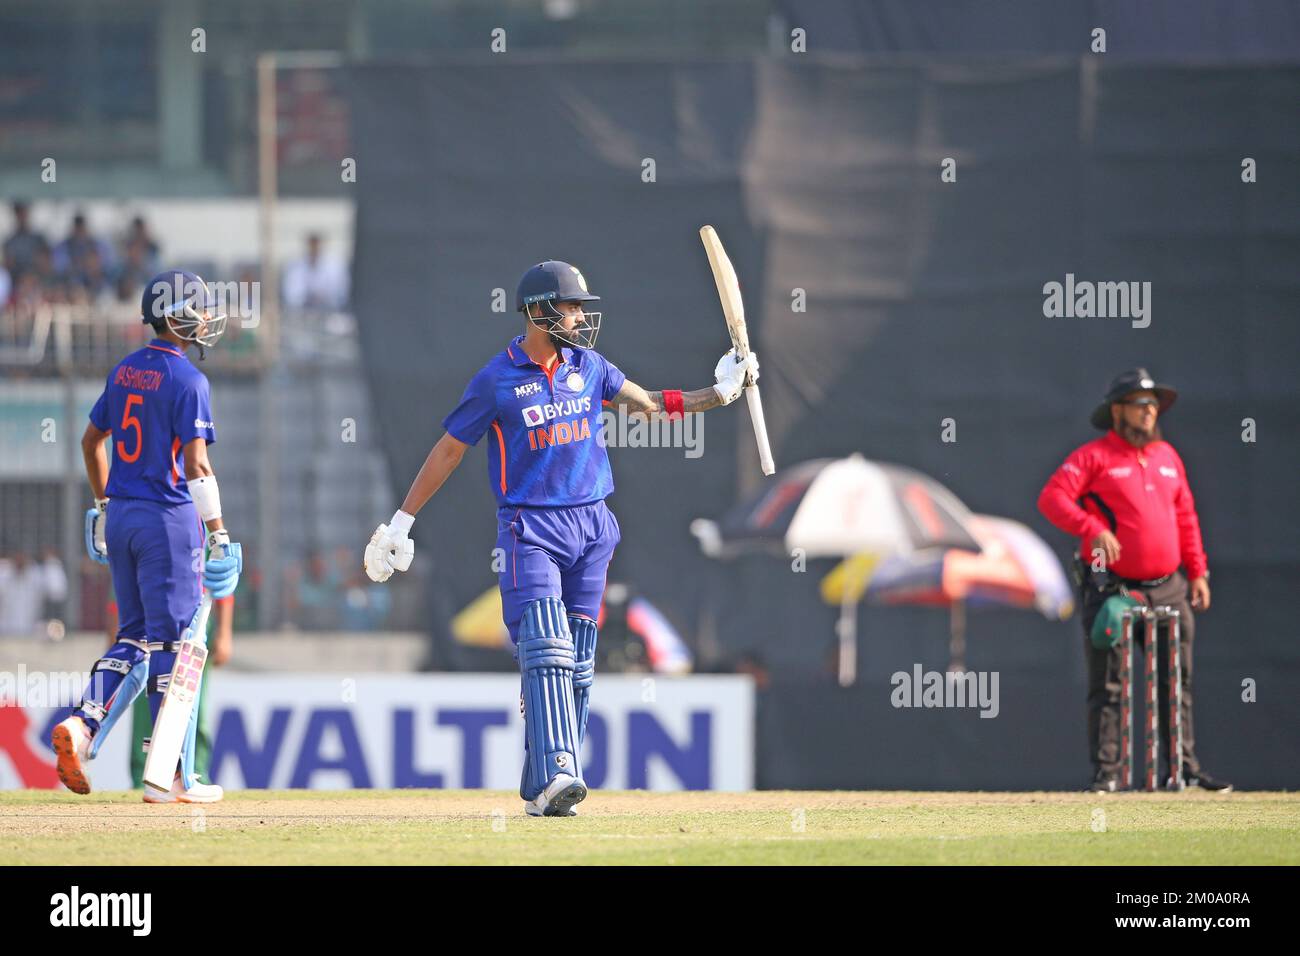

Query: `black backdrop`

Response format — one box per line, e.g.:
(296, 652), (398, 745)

(774, 0), (1300, 59)
(349, 57), (1300, 789)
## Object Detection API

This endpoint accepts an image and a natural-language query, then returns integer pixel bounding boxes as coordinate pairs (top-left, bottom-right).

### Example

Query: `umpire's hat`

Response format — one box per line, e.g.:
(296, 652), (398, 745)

(1091, 367), (1178, 430)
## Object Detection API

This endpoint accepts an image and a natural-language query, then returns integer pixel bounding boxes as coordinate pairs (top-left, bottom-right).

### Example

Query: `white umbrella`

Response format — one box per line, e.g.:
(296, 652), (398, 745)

(691, 453), (983, 684)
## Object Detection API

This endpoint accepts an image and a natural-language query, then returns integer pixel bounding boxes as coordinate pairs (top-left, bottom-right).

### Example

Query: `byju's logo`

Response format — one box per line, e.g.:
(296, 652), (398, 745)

(522, 398), (592, 427)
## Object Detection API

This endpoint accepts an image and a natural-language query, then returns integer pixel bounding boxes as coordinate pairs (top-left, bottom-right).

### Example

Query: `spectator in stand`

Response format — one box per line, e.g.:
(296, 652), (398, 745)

(39, 549), (68, 620)
(0, 552), (65, 637)
(51, 212), (114, 278)
(285, 551), (342, 630)
(116, 236), (156, 302)
(3, 201), (51, 283)
(214, 262), (261, 356)
(334, 544), (391, 630)
(68, 246), (114, 305)
(12, 270), (47, 309)
(122, 216), (160, 269)
(0, 264), (10, 308)
(38, 245), (71, 304)
(282, 232), (349, 311)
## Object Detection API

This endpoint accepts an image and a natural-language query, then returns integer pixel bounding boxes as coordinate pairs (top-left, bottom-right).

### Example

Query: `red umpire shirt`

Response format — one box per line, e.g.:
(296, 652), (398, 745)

(1037, 430), (1207, 581)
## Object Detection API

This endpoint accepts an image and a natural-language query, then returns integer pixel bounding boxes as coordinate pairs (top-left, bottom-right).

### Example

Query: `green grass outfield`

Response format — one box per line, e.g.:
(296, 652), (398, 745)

(1, 789), (1296, 865)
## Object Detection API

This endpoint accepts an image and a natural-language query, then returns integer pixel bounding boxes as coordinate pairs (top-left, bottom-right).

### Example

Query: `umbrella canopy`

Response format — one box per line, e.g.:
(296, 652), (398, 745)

(820, 514), (1073, 619)
(970, 515), (1074, 621)
(691, 453), (982, 560)
(819, 513), (1074, 674)
(449, 585), (510, 648)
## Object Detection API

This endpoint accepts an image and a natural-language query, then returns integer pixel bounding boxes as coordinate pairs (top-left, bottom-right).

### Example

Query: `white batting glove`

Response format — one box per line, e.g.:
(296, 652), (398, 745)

(364, 510), (415, 583)
(713, 348), (760, 405)
(84, 498), (109, 565)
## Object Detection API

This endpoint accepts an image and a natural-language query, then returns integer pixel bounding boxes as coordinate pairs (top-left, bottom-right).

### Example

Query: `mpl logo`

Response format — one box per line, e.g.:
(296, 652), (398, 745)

(1159, 466), (1178, 479)
(514, 382), (542, 398)
(522, 405), (545, 427)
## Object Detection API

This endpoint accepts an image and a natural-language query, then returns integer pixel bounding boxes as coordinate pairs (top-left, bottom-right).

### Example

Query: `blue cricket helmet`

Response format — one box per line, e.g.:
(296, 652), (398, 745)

(516, 260), (602, 349)
(140, 269), (228, 349)
(515, 260), (600, 311)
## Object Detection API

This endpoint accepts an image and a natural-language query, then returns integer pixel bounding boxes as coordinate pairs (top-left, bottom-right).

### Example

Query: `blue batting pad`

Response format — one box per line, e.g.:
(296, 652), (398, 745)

(87, 652), (148, 759)
(569, 615), (598, 747)
(517, 597), (582, 800)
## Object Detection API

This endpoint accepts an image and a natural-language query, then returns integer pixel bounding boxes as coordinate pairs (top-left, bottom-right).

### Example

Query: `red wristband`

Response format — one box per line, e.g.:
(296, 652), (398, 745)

(663, 389), (684, 419)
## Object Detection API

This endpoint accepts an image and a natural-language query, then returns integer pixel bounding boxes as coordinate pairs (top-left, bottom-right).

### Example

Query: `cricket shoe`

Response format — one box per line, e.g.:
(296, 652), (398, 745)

(1182, 767), (1233, 793)
(51, 716), (94, 795)
(524, 774), (587, 817)
(521, 763), (577, 815)
(1086, 770), (1121, 793)
(143, 774), (224, 804)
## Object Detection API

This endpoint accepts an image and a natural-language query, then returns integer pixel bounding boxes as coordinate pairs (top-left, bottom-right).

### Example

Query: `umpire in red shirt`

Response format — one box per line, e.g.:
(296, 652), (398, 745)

(1038, 368), (1231, 793)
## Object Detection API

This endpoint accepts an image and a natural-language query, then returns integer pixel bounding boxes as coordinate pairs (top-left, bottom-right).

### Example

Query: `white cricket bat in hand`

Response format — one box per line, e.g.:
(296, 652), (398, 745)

(142, 590), (212, 793)
(700, 225), (776, 476)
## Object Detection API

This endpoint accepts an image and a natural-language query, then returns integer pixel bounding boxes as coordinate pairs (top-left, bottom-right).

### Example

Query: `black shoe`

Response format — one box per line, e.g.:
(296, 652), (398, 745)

(1088, 771), (1121, 793)
(1183, 767), (1233, 792)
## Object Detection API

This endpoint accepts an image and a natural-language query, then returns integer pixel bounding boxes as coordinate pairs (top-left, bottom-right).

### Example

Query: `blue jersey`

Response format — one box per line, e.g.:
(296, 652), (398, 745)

(89, 338), (217, 505)
(443, 335), (626, 507)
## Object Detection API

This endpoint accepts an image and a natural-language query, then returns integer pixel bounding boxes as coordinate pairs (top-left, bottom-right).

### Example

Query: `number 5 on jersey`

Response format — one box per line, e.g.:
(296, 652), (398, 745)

(118, 393), (144, 462)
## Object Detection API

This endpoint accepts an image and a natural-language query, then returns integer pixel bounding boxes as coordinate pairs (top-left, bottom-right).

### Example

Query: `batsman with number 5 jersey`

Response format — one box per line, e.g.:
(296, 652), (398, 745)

(364, 260), (759, 816)
(52, 270), (243, 804)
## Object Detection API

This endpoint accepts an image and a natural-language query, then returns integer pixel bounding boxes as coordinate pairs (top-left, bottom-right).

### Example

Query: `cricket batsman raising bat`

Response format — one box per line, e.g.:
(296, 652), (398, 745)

(364, 258), (759, 816)
(53, 270), (243, 804)
(700, 225), (775, 475)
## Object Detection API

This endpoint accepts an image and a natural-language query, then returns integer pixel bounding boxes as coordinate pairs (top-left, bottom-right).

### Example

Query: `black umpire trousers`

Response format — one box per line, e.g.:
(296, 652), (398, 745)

(1079, 569), (1201, 779)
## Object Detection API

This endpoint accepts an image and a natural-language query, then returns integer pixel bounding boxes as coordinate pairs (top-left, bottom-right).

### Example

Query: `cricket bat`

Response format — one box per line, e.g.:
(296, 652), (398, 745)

(699, 225), (775, 476)
(142, 590), (212, 792)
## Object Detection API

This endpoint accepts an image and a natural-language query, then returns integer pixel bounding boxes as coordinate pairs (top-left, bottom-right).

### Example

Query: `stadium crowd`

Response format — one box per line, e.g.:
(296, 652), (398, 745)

(1, 202), (161, 310)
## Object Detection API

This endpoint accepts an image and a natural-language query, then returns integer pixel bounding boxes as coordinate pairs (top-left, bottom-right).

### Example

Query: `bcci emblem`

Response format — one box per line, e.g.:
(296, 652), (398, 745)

(571, 267), (588, 293)
(566, 372), (584, 392)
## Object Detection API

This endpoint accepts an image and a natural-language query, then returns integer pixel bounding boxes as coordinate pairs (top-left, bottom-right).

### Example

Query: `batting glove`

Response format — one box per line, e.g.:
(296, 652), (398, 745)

(84, 498), (109, 565)
(714, 348), (760, 405)
(203, 529), (243, 599)
(364, 511), (415, 583)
